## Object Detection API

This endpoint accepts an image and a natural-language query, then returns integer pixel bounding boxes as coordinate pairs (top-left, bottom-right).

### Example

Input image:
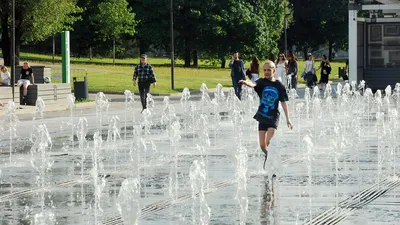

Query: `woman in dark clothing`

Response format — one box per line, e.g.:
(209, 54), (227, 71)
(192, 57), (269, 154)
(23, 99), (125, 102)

(317, 55), (331, 90)
(287, 53), (298, 89)
(249, 57), (260, 83)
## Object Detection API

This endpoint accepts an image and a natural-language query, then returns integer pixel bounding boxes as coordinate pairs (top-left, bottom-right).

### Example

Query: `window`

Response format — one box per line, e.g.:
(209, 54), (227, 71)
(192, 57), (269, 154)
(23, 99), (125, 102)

(368, 23), (400, 68)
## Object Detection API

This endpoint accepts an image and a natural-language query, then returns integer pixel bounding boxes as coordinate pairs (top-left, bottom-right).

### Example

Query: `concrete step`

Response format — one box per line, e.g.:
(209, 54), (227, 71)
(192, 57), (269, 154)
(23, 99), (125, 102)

(0, 84), (71, 106)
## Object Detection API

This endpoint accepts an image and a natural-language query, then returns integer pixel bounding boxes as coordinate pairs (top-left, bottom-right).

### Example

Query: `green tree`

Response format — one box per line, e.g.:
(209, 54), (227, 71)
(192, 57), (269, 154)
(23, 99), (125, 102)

(317, 0), (348, 60)
(70, 0), (104, 58)
(285, 0), (348, 60)
(202, 0), (285, 67)
(128, 0), (285, 68)
(286, 0), (325, 59)
(0, 0), (81, 66)
(91, 0), (137, 64)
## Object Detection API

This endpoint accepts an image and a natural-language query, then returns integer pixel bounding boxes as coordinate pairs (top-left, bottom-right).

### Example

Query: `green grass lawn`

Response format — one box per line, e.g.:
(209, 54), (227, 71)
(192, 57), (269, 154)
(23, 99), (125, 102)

(19, 53), (347, 94)
(46, 63), (233, 94)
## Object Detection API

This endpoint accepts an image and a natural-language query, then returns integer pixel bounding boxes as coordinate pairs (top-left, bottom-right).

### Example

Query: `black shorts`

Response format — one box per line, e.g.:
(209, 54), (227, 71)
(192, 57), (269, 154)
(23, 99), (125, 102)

(258, 122), (277, 131)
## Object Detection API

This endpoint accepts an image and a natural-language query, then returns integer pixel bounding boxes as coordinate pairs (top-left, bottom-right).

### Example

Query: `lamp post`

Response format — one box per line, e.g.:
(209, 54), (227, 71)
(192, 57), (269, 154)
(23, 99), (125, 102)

(284, 1), (291, 56)
(11, 0), (16, 102)
(284, 12), (288, 56)
(170, 0), (175, 90)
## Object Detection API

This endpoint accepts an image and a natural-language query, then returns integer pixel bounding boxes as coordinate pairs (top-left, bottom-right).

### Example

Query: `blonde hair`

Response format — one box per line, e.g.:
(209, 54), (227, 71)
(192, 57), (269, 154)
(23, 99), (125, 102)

(23, 62), (30, 68)
(0, 66), (7, 71)
(264, 60), (276, 69)
(263, 60), (276, 78)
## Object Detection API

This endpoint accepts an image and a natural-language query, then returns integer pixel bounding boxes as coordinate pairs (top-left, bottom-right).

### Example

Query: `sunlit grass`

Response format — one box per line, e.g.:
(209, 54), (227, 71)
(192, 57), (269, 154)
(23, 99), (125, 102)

(20, 53), (346, 93)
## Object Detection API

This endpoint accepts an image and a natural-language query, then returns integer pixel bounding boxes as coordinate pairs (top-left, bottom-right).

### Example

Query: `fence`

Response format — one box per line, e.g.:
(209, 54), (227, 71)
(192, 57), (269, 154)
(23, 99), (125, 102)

(47, 66), (88, 91)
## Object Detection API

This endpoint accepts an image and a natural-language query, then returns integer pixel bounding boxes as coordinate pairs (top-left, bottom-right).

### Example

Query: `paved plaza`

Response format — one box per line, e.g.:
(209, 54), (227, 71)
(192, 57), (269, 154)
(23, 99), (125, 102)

(0, 83), (400, 225)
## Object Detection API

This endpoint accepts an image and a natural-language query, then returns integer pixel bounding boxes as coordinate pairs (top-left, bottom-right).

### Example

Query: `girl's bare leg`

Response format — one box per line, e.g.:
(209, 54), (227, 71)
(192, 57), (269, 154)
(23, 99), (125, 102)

(259, 128), (276, 169)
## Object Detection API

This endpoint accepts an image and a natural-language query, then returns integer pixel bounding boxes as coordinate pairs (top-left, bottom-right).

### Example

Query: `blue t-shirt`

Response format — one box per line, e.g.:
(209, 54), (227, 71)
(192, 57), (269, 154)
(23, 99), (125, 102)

(253, 78), (288, 125)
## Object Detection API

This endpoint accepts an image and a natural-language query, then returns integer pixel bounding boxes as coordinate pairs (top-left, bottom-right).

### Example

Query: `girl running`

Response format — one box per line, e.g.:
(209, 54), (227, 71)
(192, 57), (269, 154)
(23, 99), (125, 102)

(239, 60), (293, 169)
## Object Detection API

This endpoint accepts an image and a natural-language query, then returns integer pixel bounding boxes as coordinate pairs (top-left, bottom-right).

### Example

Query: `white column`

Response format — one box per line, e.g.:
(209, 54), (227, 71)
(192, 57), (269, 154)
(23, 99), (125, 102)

(349, 9), (358, 83)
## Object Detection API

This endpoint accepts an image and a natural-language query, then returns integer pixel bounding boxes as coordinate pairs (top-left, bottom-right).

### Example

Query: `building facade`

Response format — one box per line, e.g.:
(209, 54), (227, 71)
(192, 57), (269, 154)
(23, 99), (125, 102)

(349, 0), (400, 90)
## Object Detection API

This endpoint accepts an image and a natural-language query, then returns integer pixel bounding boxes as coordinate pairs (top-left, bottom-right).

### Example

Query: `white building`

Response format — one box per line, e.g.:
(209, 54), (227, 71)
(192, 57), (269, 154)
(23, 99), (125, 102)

(349, 0), (400, 90)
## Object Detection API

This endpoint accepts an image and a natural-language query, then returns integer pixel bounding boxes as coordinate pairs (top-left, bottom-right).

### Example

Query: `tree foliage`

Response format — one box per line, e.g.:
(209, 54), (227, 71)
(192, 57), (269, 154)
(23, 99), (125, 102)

(26, 0), (82, 42)
(285, 0), (348, 60)
(92, 0), (137, 41)
(0, 0), (82, 65)
(128, 0), (286, 67)
(0, 0), (350, 66)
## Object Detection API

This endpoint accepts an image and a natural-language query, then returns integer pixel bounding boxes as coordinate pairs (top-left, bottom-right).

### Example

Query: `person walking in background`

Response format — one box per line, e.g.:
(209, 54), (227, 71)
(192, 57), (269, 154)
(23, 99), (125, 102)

(287, 53), (298, 90)
(0, 66), (11, 86)
(17, 62), (35, 103)
(229, 51), (246, 99)
(343, 59), (349, 82)
(249, 56), (260, 83)
(275, 54), (288, 88)
(316, 55), (331, 90)
(133, 54), (156, 111)
(304, 53), (316, 88)
(239, 60), (293, 170)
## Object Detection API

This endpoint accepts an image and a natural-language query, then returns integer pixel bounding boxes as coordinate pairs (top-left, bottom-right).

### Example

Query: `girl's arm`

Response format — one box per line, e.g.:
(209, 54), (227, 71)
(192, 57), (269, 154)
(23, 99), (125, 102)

(281, 101), (293, 130)
(239, 79), (256, 88)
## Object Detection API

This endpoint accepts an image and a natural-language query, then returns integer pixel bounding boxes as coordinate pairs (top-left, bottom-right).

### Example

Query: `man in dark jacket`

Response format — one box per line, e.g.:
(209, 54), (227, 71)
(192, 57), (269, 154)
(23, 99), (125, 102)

(229, 51), (246, 99)
(133, 54), (157, 111)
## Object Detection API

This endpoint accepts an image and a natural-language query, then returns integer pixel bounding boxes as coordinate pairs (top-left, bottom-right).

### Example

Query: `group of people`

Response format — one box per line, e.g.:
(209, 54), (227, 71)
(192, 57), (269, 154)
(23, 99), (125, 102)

(0, 62), (35, 105)
(230, 51), (332, 100)
(303, 53), (331, 89)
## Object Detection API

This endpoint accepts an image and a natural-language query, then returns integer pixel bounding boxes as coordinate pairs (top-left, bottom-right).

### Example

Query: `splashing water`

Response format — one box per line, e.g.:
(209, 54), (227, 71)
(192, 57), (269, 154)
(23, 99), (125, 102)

(227, 88), (241, 112)
(324, 83), (332, 99)
(235, 145), (249, 225)
(92, 131), (106, 224)
(169, 121), (181, 200)
(116, 178), (140, 225)
(146, 93), (155, 112)
(76, 117), (88, 211)
(181, 88), (191, 134)
(107, 116), (121, 171)
(34, 210), (55, 225)
(359, 80), (366, 94)
(124, 90), (135, 141)
(33, 97), (46, 121)
(4, 101), (19, 163)
(141, 108), (152, 135)
(200, 83), (211, 115)
(336, 83), (343, 97)
(95, 92), (109, 137)
(189, 160), (211, 225)
(67, 94), (75, 111)
(303, 134), (315, 223)
(30, 123), (54, 224)
(214, 83), (225, 105)
(312, 86), (320, 99)
(181, 87), (191, 105)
